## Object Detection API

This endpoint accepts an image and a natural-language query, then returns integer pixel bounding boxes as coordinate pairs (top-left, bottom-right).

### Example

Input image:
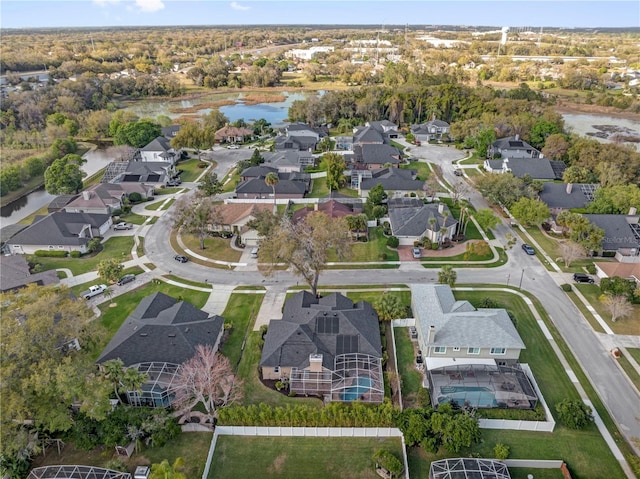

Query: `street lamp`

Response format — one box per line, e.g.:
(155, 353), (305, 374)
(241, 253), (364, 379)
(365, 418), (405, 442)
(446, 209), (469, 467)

(519, 268), (525, 289)
(506, 274), (510, 287)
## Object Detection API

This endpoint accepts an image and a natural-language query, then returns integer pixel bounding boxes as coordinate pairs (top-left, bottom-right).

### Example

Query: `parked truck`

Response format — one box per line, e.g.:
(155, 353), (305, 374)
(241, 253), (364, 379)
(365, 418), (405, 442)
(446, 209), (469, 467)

(81, 284), (107, 300)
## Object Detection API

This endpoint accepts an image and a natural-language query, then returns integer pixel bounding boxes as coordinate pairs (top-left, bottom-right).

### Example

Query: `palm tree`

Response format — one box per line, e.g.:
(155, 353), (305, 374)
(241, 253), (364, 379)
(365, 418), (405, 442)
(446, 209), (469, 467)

(438, 265), (457, 287)
(428, 217), (437, 245)
(264, 172), (279, 213)
(121, 368), (148, 406)
(149, 458), (187, 479)
(101, 359), (125, 402)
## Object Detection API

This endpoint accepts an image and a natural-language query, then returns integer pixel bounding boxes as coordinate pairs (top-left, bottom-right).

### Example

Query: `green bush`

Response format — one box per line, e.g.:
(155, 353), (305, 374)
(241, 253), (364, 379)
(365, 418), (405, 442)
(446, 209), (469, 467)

(561, 284), (572, 292)
(586, 264), (596, 274)
(70, 251), (81, 258)
(198, 161), (208, 168)
(34, 250), (68, 257)
(555, 399), (593, 429)
(431, 242), (439, 250)
(387, 236), (399, 248)
(494, 443), (510, 460)
(128, 192), (142, 203)
(373, 449), (404, 477)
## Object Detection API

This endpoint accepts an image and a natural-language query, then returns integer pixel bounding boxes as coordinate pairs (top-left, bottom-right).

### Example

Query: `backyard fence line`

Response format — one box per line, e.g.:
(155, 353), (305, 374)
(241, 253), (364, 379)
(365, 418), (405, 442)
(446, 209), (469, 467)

(504, 459), (565, 469)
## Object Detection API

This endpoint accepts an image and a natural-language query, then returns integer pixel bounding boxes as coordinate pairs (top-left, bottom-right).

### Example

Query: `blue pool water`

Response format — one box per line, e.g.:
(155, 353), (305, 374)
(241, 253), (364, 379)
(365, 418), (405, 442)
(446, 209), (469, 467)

(438, 386), (498, 407)
(340, 376), (374, 401)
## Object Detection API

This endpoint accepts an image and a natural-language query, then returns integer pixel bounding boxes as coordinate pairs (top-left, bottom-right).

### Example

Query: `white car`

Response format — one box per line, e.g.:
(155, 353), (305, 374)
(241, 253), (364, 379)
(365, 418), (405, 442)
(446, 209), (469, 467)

(226, 144), (240, 149)
(113, 222), (133, 230)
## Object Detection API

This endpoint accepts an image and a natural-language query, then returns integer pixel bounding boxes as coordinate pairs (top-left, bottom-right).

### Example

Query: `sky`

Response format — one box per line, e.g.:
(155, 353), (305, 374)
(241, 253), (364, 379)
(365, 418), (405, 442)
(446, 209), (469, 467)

(1, 0), (639, 29)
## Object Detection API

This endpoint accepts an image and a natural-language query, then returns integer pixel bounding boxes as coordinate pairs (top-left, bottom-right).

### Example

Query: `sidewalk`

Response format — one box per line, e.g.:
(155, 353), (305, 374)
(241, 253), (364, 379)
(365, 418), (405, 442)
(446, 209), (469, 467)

(253, 285), (288, 331)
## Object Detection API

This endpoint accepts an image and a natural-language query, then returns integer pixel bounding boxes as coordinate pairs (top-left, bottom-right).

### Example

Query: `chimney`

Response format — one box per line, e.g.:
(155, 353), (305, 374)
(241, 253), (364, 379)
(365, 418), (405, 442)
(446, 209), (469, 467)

(566, 183), (573, 194)
(438, 202), (444, 214)
(630, 207), (637, 216)
(427, 325), (436, 344)
(309, 353), (323, 373)
(82, 191), (91, 200)
(515, 134), (520, 141)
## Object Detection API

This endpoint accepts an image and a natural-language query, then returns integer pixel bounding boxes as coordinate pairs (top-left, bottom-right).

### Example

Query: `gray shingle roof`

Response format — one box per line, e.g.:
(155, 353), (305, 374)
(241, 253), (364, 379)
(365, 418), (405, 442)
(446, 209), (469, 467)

(240, 165), (278, 178)
(235, 178), (308, 195)
(583, 214), (640, 250)
(539, 183), (598, 209)
(260, 291), (382, 370)
(389, 203), (458, 237)
(97, 292), (224, 366)
(360, 167), (423, 191)
(412, 284), (525, 349)
(353, 126), (384, 144)
(501, 158), (565, 180)
(140, 136), (171, 152)
(356, 144), (401, 165)
(6, 212), (111, 247)
(0, 255), (59, 292)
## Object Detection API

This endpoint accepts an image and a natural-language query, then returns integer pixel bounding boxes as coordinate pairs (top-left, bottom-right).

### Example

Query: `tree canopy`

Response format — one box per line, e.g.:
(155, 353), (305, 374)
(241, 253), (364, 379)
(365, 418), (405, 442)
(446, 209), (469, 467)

(44, 153), (85, 194)
(510, 197), (550, 226)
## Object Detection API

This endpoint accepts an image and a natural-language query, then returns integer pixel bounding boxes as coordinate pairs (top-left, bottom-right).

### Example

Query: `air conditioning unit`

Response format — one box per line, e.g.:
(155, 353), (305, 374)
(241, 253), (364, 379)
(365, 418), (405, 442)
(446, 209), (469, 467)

(134, 466), (150, 479)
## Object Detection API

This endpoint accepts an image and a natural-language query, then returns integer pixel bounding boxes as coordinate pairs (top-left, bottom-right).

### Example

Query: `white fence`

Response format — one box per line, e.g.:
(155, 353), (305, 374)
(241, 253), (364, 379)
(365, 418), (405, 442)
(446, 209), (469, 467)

(504, 459), (564, 468)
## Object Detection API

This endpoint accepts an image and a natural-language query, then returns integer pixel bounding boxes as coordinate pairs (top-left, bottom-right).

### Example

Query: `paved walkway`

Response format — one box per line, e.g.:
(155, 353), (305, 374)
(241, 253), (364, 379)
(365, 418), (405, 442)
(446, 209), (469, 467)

(253, 285), (288, 331)
(201, 284), (235, 316)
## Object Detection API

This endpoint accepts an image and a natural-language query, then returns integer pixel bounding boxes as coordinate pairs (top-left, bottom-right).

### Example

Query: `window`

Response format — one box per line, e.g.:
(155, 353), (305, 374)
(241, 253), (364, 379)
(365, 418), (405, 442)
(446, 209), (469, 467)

(467, 348), (480, 355)
(453, 347), (460, 352)
(434, 346), (446, 354)
(273, 366), (280, 374)
(490, 348), (506, 355)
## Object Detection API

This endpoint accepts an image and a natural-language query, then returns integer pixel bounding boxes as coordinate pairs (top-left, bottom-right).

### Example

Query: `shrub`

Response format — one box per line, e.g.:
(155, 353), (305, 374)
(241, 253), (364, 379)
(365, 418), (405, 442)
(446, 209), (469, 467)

(380, 253), (388, 261)
(70, 251), (81, 258)
(34, 250), (68, 257)
(586, 264), (596, 274)
(198, 161), (208, 168)
(555, 399), (593, 429)
(128, 192), (142, 203)
(494, 443), (510, 460)
(87, 238), (101, 253)
(373, 449), (404, 477)
(432, 242), (439, 250)
(111, 208), (122, 217)
(387, 236), (399, 248)
(561, 283), (572, 292)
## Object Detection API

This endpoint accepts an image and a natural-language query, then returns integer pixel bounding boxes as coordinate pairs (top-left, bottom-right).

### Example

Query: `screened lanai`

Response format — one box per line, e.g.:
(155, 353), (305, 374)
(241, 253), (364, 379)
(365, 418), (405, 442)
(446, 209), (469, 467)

(27, 466), (130, 479)
(126, 362), (180, 408)
(428, 363), (538, 410)
(429, 458), (511, 479)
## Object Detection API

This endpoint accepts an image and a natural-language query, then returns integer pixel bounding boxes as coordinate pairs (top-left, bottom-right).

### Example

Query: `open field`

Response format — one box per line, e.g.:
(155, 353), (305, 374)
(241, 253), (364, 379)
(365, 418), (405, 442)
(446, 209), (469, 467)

(209, 436), (403, 479)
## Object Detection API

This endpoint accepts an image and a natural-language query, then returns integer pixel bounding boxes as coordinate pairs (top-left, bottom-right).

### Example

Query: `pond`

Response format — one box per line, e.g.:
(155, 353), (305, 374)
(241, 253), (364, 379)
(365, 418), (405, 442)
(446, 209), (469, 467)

(562, 113), (640, 151)
(124, 91), (319, 127)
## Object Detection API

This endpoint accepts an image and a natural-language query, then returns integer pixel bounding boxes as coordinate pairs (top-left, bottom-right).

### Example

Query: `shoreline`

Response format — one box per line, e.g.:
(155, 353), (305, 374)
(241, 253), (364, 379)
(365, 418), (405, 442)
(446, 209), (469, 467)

(555, 103), (640, 122)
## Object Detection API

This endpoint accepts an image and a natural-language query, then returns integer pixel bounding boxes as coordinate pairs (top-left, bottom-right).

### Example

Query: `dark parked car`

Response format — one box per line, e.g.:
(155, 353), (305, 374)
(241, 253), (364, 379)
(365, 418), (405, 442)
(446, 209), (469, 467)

(454, 169), (463, 176)
(116, 274), (136, 286)
(521, 244), (535, 255)
(573, 273), (595, 284)
(174, 255), (188, 263)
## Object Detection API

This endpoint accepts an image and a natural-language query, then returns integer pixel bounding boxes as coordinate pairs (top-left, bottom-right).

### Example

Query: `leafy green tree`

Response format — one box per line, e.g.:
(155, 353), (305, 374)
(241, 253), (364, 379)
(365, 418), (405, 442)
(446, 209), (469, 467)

(438, 265), (457, 287)
(345, 214), (368, 240)
(587, 185), (640, 215)
(555, 399), (593, 429)
(172, 196), (222, 250)
(321, 153), (346, 191)
(252, 118), (272, 136)
(396, 409), (432, 446)
(494, 443), (510, 460)
(197, 172), (223, 196)
(373, 449), (404, 478)
(24, 157), (45, 178)
(530, 118), (562, 150)
(367, 184), (387, 206)
(0, 165), (23, 195)
(510, 197), (550, 226)
(374, 293), (409, 321)
(473, 209), (499, 232)
(471, 127), (496, 157)
(562, 165), (598, 184)
(149, 458), (187, 479)
(113, 120), (161, 148)
(258, 213), (351, 296)
(0, 285), (112, 462)
(600, 276), (637, 301)
(541, 133), (570, 160)
(108, 110), (140, 137)
(476, 173), (531, 208)
(44, 154), (85, 194)
(50, 137), (78, 159)
(430, 408), (481, 453)
(97, 259), (124, 284)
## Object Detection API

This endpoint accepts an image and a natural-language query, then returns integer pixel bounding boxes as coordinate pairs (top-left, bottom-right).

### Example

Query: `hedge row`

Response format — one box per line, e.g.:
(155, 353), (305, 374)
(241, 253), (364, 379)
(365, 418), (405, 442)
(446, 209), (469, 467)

(34, 250), (68, 257)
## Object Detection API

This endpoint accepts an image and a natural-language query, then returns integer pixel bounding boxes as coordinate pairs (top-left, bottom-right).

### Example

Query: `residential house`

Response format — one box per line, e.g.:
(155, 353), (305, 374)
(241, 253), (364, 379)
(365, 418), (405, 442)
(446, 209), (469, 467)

(483, 158), (566, 180)
(594, 261), (640, 284)
(215, 126), (254, 144)
(47, 194), (80, 213)
(366, 120), (400, 139)
(353, 125), (385, 146)
(240, 165), (279, 182)
(357, 167), (423, 198)
(63, 183), (155, 215)
(139, 136), (179, 164)
(410, 118), (450, 143)
(411, 284), (535, 410)
(260, 291), (384, 403)
(538, 183), (599, 214)
(388, 199), (458, 245)
(103, 161), (173, 187)
(274, 134), (318, 152)
(583, 214), (640, 256)
(211, 202), (273, 245)
(353, 144), (402, 170)
(261, 150), (316, 173)
(6, 211), (112, 255)
(291, 200), (355, 224)
(97, 292), (225, 407)
(235, 171), (311, 200)
(161, 125), (181, 140)
(0, 255), (59, 292)
(487, 135), (541, 159)
(284, 123), (327, 141)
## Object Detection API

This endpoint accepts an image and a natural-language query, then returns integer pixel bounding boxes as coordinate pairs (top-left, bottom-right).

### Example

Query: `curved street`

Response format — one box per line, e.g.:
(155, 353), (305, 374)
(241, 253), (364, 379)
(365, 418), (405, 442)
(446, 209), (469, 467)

(139, 143), (640, 456)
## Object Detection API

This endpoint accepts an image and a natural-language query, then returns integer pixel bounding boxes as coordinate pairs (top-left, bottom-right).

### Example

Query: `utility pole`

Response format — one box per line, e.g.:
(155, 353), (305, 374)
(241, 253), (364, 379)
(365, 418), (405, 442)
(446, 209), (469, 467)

(518, 268), (525, 289)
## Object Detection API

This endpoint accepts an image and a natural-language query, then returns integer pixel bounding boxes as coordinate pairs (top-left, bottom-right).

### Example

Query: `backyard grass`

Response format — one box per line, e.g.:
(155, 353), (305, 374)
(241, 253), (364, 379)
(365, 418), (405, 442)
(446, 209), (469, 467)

(180, 233), (242, 263)
(209, 436), (403, 479)
(328, 228), (399, 263)
(575, 284), (640, 336)
(176, 157), (213, 182)
(346, 290), (411, 311)
(306, 178), (357, 199)
(393, 327), (423, 408)
(34, 236), (134, 275)
(32, 432), (212, 479)
(221, 169), (240, 193)
(220, 293), (263, 371)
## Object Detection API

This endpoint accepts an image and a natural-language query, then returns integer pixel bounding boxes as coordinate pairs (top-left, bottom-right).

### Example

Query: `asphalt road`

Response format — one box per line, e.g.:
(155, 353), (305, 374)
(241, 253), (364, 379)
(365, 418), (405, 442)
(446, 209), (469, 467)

(144, 144), (640, 452)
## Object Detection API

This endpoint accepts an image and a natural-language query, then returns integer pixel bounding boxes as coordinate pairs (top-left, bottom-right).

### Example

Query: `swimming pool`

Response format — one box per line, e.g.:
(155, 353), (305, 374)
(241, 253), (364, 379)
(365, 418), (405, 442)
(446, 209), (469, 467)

(340, 376), (374, 401)
(438, 386), (498, 408)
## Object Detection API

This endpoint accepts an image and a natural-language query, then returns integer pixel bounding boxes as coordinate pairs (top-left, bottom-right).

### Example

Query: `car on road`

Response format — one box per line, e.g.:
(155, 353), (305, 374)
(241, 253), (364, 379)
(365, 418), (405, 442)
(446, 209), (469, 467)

(454, 169), (463, 176)
(174, 255), (188, 263)
(166, 178), (182, 186)
(81, 284), (107, 300)
(113, 221), (133, 230)
(573, 273), (595, 284)
(412, 247), (421, 258)
(116, 274), (136, 286)
(521, 243), (535, 255)
(226, 144), (240, 149)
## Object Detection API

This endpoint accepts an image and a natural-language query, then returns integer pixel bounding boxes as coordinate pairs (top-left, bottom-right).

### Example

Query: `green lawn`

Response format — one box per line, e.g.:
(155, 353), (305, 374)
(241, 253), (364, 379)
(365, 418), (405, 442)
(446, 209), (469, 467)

(209, 436), (403, 479)
(145, 198), (175, 211)
(420, 246), (493, 262)
(565, 290), (606, 334)
(328, 228), (399, 262)
(176, 158), (213, 182)
(181, 233), (242, 263)
(393, 327), (423, 408)
(627, 347), (640, 364)
(346, 290), (411, 311)
(221, 170), (240, 193)
(221, 293), (264, 371)
(154, 187), (182, 195)
(420, 247), (507, 268)
(401, 161), (431, 181)
(575, 284), (640, 336)
(34, 236), (135, 275)
(618, 351), (640, 393)
(163, 274), (211, 288)
(117, 211), (149, 225)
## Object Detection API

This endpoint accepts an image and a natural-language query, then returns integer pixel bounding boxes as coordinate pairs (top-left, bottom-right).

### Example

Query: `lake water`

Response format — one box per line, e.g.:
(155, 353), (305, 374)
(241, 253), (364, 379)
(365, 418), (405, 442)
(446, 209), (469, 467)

(562, 113), (640, 150)
(125, 91), (316, 127)
(0, 148), (115, 225)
